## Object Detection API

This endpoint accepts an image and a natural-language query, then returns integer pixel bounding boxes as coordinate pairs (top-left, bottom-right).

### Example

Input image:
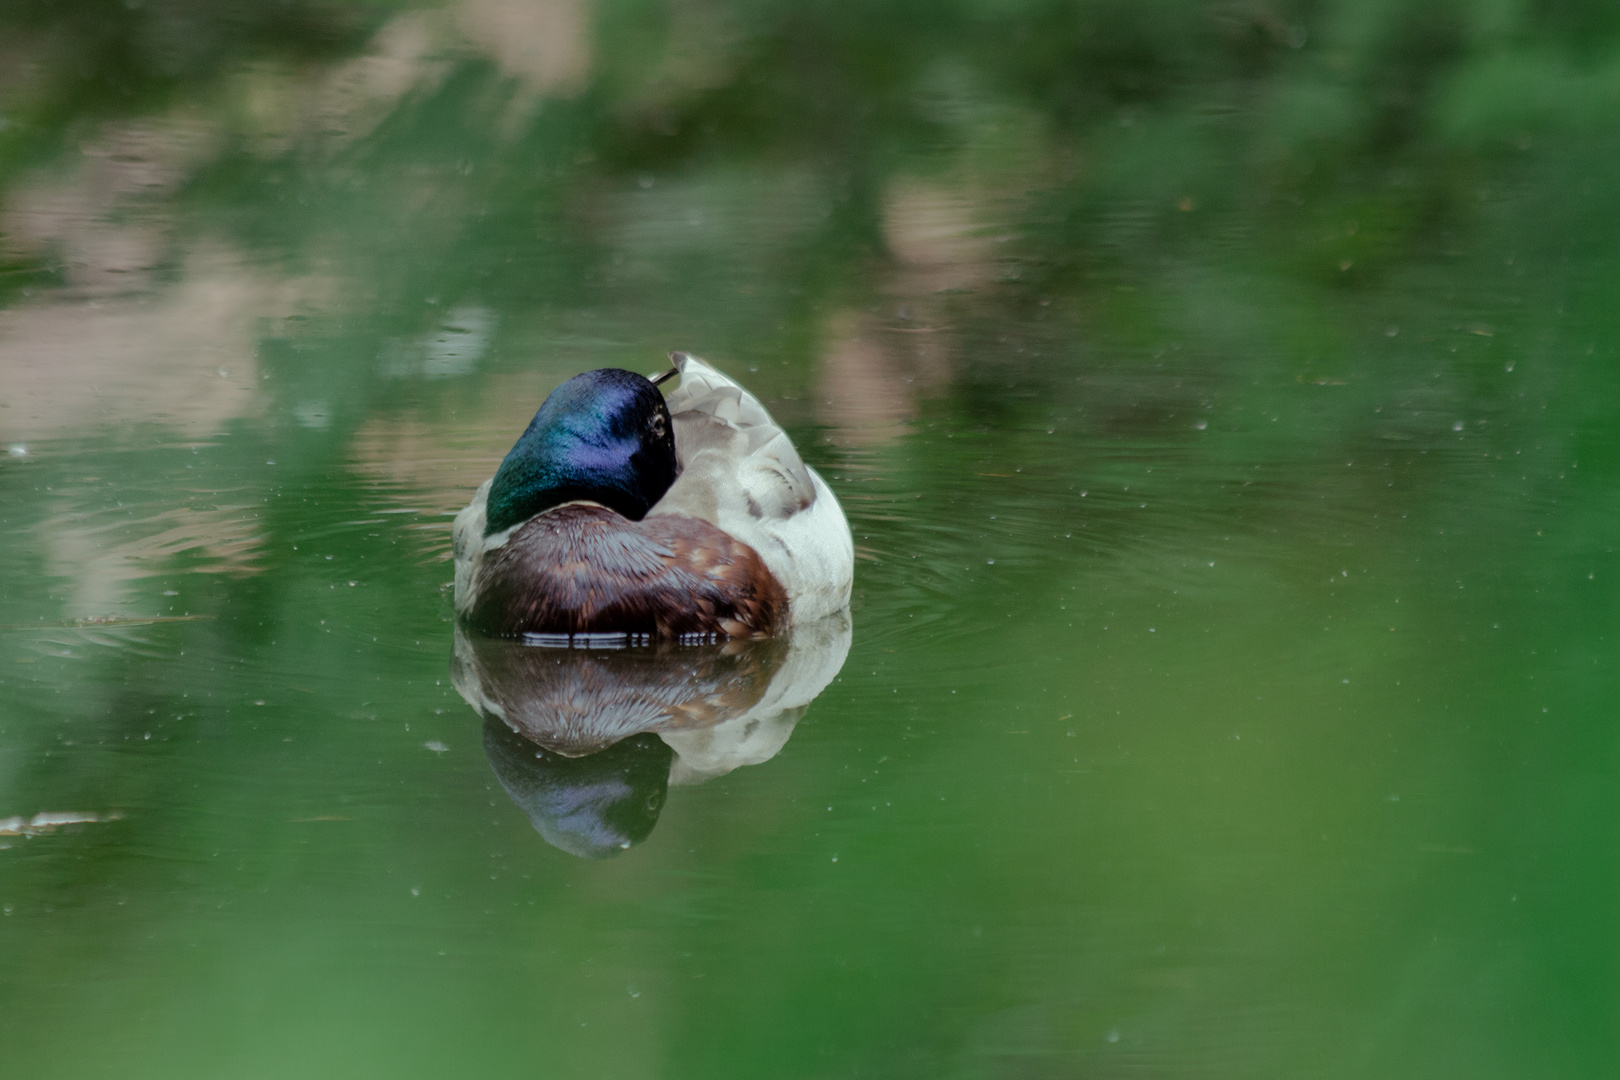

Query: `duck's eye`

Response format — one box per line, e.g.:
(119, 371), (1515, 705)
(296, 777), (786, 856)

(650, 413), (666, 439)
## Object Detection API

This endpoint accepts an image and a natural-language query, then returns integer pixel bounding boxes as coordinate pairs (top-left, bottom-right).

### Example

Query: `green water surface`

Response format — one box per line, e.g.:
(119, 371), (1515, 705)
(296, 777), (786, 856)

(3, 2), (1619, 1077)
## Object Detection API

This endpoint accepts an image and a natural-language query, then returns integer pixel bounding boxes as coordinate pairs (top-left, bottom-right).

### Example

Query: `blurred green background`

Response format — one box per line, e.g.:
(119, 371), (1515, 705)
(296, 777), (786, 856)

(2, 1), (1619, 1077)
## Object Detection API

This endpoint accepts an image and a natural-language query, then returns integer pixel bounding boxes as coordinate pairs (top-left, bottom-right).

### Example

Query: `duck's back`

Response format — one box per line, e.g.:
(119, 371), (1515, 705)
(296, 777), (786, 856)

(649, 353), (853, 625)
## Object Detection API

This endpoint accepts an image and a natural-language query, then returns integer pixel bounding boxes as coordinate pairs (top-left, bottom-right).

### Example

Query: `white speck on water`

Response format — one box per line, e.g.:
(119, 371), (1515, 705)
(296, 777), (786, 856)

(831, 855), (838, 862)
(7, 444), (26, 457)
(1452, 421), (1465, 432)
(424, 741), (449, 754)
(986, 558), (995, 565)
(1107, 1029), (1120, 1043)
(411, 887), (420, 896)
(1148, 627), (1156, 633)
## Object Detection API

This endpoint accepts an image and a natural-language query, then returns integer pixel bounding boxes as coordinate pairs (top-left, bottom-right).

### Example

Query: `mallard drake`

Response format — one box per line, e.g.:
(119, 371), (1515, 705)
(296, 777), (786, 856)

(452, 352), (853, 640)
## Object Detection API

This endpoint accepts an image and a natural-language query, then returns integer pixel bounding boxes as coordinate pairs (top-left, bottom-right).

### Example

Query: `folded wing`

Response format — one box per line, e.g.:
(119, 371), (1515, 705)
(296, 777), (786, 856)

(651, 353), (854, 624)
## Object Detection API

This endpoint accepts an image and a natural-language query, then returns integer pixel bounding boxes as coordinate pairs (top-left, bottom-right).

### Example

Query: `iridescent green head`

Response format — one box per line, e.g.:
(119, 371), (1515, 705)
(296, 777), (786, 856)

(484, 369), (677, 536)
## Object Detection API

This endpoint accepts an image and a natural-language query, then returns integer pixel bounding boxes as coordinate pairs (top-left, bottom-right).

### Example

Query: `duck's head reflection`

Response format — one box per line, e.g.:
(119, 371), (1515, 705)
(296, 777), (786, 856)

(481, 722), (673, 858)
(452, 615), (851, 858)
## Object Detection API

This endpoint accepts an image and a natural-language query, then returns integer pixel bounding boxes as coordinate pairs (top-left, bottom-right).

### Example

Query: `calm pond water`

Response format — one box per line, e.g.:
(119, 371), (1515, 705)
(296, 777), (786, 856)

(3, 3), (1620, 1077)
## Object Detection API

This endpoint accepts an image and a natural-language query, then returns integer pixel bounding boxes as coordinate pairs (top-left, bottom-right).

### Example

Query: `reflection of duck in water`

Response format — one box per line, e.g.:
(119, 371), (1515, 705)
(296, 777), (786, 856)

(481, 723), (673, 859)
(452, 352), (853, 640)
(455, 615), (851, 858)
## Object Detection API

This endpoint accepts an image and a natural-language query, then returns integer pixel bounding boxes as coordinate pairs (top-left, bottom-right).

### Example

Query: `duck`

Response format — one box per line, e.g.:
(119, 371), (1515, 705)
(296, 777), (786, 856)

(452, 351), (853, 640)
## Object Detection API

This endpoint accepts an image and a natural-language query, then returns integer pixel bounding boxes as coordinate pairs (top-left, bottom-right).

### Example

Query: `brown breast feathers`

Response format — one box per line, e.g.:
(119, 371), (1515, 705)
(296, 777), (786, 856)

(467, 504), (787, 640)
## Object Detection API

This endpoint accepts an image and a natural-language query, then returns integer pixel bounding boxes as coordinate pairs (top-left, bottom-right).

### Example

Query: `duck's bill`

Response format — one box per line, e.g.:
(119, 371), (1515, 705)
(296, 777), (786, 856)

(649, 356), (683, 386)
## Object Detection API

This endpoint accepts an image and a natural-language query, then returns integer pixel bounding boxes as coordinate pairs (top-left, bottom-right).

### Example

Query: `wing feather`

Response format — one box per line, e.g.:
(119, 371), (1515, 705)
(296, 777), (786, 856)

(651, 353), (853, 623)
